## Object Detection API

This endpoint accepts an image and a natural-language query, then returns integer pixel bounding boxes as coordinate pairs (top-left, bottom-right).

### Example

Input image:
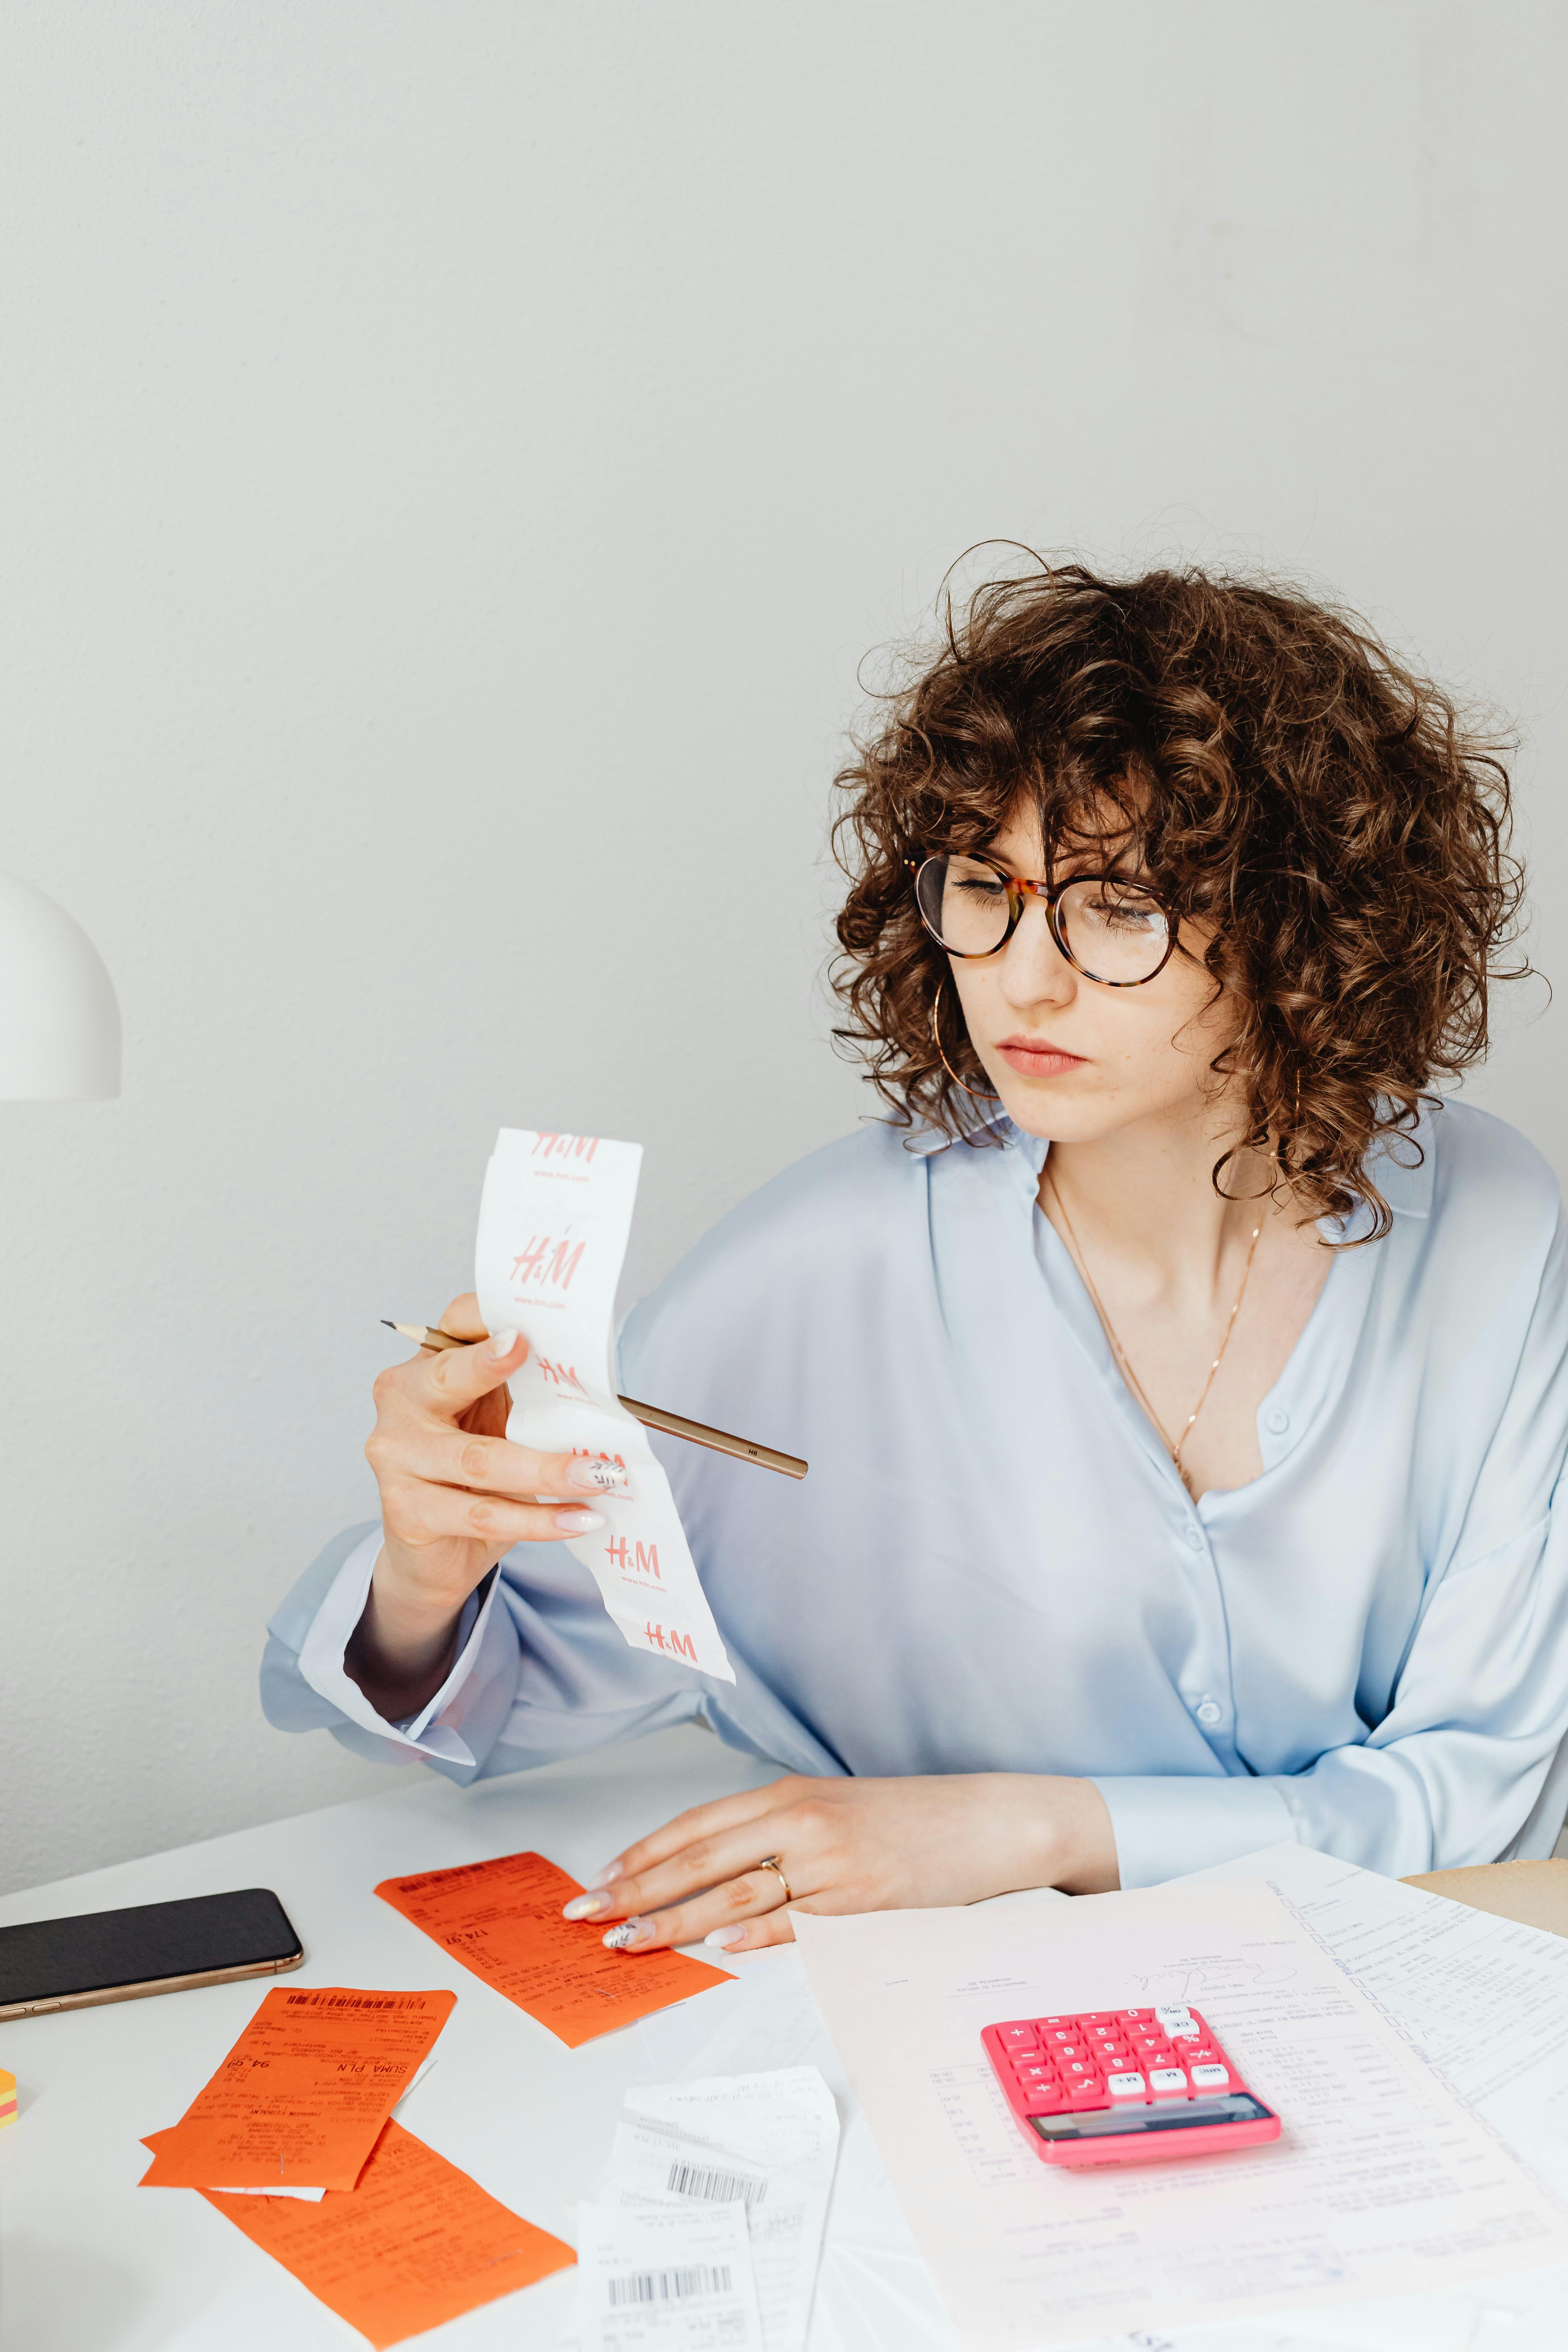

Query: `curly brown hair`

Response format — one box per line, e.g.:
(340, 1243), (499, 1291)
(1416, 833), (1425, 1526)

(831, 559), (1526, 1238)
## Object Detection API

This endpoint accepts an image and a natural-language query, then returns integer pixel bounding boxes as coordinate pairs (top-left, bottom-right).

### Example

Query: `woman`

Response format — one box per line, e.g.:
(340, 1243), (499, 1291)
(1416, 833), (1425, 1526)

(263, 562), (1568, 1956)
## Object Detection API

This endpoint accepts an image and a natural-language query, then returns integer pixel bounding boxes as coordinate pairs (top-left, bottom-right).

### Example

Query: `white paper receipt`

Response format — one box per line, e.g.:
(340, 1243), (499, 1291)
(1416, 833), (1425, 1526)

(475, 1128), (734, 1682)
(576, 2201), (763, 2352)
(599, 2068), (840, 2352)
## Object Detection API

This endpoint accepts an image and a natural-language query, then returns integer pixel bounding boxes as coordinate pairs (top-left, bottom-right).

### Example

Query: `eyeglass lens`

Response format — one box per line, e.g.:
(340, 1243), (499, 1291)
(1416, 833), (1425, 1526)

(916, 854), (1171, 985)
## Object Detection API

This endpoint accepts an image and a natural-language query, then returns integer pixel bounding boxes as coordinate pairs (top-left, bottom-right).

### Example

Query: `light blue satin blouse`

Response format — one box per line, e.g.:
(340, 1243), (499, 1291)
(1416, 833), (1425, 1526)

(262, 1098), (1568, 1886)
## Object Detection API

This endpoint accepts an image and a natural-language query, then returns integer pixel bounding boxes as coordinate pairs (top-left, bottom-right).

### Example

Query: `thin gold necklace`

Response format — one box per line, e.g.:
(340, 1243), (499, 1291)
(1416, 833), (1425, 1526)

(1044, 1169), (1263, 1496)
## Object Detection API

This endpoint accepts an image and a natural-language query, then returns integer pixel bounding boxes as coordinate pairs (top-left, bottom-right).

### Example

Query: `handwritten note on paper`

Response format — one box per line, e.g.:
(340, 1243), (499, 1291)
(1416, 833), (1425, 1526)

(138, 1986), (455, 2191)
(374, 1850), (728, 2048)
(204, 2119), (574, 2349)
(793, 1877), (1568, 2350)
(474, 1128), (734, 1681)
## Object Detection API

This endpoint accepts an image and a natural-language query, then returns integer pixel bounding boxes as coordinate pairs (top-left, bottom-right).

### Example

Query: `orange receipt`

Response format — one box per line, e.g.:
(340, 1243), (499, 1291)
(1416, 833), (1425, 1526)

(375, 1850), (728, 2048)
(204, 2118), (573, 2348)
(139, 1984), (455, 2190)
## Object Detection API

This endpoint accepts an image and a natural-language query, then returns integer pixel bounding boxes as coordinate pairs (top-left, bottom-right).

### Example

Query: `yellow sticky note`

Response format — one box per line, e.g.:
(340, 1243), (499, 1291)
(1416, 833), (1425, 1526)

(0, 2068), (16, 2128)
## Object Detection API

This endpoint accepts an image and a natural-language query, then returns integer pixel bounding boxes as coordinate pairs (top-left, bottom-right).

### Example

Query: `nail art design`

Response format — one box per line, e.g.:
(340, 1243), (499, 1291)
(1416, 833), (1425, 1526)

(561, 1892), (610, 1921)
(602, 1919), (648, 1951)
(570, 1458), (629, 1493)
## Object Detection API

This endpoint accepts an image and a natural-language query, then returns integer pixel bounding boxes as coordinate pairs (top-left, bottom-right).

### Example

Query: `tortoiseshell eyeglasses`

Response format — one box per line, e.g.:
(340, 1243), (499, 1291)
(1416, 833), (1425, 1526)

(911, 851), (1179, 987)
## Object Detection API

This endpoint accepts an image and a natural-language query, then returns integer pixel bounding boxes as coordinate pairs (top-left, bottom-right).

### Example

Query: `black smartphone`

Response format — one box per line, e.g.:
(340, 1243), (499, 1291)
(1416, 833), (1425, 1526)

(0, 1888), (305, 2019)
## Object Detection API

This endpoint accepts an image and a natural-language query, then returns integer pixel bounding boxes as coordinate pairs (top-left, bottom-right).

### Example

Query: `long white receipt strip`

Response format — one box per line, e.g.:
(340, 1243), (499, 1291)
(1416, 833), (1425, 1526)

(475, 1128), (734, 1682)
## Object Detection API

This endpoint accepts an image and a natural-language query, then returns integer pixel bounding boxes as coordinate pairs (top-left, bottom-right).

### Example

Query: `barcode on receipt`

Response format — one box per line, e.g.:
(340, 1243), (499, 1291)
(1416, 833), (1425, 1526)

(282, 1993), (427, 2010)
(607, 2264), (734, 2307)
(665, 2159), (768, 2206)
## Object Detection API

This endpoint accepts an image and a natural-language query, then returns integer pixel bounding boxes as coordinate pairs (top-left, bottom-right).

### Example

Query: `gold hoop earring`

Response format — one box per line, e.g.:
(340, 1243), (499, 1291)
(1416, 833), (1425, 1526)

(931, 978), (1001, 1102)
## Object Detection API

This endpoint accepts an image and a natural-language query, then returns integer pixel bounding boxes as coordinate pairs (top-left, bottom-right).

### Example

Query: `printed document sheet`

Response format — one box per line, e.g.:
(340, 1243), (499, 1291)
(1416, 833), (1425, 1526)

(475, 1127), (733, 1680)
(791, 1876), (1568, 2349)
(1182, 1842), (1568, 2198)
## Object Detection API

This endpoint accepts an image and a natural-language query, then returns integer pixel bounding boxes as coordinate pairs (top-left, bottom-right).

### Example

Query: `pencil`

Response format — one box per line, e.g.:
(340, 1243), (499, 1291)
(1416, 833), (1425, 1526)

(380, 1322), (808, 1479)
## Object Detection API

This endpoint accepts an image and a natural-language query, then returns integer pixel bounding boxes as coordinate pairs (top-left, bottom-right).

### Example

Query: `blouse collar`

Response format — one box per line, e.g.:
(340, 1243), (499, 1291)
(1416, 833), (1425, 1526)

(895, 1097), (1439, 1228)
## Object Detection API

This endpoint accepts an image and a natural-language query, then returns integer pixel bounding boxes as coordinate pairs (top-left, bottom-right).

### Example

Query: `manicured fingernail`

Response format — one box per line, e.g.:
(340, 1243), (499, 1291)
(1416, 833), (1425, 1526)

(562, 1892), (611, 1921)
(488, 1328), (520, 1361)
(587, 1862), (622, 1891)
(705, 1928), (747, 1951)
(555, 1509), (605, 1533)
(603, 1918), (650, 1951)
(569, 1458), (628, 1493)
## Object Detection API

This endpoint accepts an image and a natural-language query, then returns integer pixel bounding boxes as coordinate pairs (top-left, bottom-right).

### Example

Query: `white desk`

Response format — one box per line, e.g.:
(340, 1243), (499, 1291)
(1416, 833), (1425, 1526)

(8, 1731), (1568, 2352)
(0, 1724), (782, 2352)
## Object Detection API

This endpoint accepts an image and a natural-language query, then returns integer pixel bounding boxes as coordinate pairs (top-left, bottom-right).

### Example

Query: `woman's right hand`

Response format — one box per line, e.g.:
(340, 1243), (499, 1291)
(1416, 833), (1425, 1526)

(348, 1292), (624, 1717)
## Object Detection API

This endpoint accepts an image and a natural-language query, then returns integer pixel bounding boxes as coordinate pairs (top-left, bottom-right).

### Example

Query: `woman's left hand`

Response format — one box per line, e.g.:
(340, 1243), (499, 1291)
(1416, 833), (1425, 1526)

(560, 1772), (1119, 1953)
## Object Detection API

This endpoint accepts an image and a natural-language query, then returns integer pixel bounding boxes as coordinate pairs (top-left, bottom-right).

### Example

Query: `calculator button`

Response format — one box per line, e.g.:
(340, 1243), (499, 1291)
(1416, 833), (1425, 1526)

(1105, 2071), (1148, 2101)
(1097, 2046), (1133, 2071)
(1155, 2005), (1194, 2028)
(1020, 2079), (1069, 2114)
(1117, 2008), (1154, 2022)
(1148, 2066), (1190, 2097)
(1059, 2059), (1100, 2081)
(1185, 2043), (1220, 2065)
(1064, 2076), (1107, 2107)
(1189, 2062), (1231, 2088)
(1079, 2013), (1118, 2025)
(1041, 2027), (1076, 2045)
(999, 2024), (1038, 2051)
(1014, 2061), (1057, 2085)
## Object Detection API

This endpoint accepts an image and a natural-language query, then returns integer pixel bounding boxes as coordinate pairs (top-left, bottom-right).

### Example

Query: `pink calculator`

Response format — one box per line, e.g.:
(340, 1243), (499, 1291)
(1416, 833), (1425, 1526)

(981, 2002), (1280, 2168)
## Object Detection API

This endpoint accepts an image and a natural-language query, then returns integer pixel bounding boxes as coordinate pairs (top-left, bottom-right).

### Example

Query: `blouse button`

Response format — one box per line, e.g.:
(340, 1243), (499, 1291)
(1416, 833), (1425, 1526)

(1264, 1407), (1290, 1435)
(1195, 1698), (1224, 1727)
(1185, 1526), (1205, 1551)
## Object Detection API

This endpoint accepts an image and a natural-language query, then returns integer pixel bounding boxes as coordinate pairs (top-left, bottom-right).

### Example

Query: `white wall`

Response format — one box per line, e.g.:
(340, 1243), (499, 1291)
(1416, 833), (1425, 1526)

(3, 2), (1564, 1894)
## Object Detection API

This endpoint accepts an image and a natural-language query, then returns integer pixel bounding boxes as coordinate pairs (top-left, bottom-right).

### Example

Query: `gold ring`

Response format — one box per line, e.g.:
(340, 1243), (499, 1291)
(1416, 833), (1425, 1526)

(754, 1855), (793, 1905)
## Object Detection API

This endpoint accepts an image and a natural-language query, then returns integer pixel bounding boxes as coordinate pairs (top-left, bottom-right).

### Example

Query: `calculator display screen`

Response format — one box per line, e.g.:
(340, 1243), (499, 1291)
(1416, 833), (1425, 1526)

(1029, 2093), (1274, 2142)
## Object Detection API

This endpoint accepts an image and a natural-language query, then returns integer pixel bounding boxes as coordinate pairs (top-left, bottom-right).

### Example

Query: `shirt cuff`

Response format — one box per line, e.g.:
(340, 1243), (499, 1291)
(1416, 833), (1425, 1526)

(1091, 1774), (1297, 1890)
(295, 1529), (503, 1769)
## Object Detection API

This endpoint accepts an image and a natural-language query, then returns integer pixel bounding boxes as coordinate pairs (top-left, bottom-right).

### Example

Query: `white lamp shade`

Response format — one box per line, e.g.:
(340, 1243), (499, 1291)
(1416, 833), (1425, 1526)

(0, 870), (121, 1100)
